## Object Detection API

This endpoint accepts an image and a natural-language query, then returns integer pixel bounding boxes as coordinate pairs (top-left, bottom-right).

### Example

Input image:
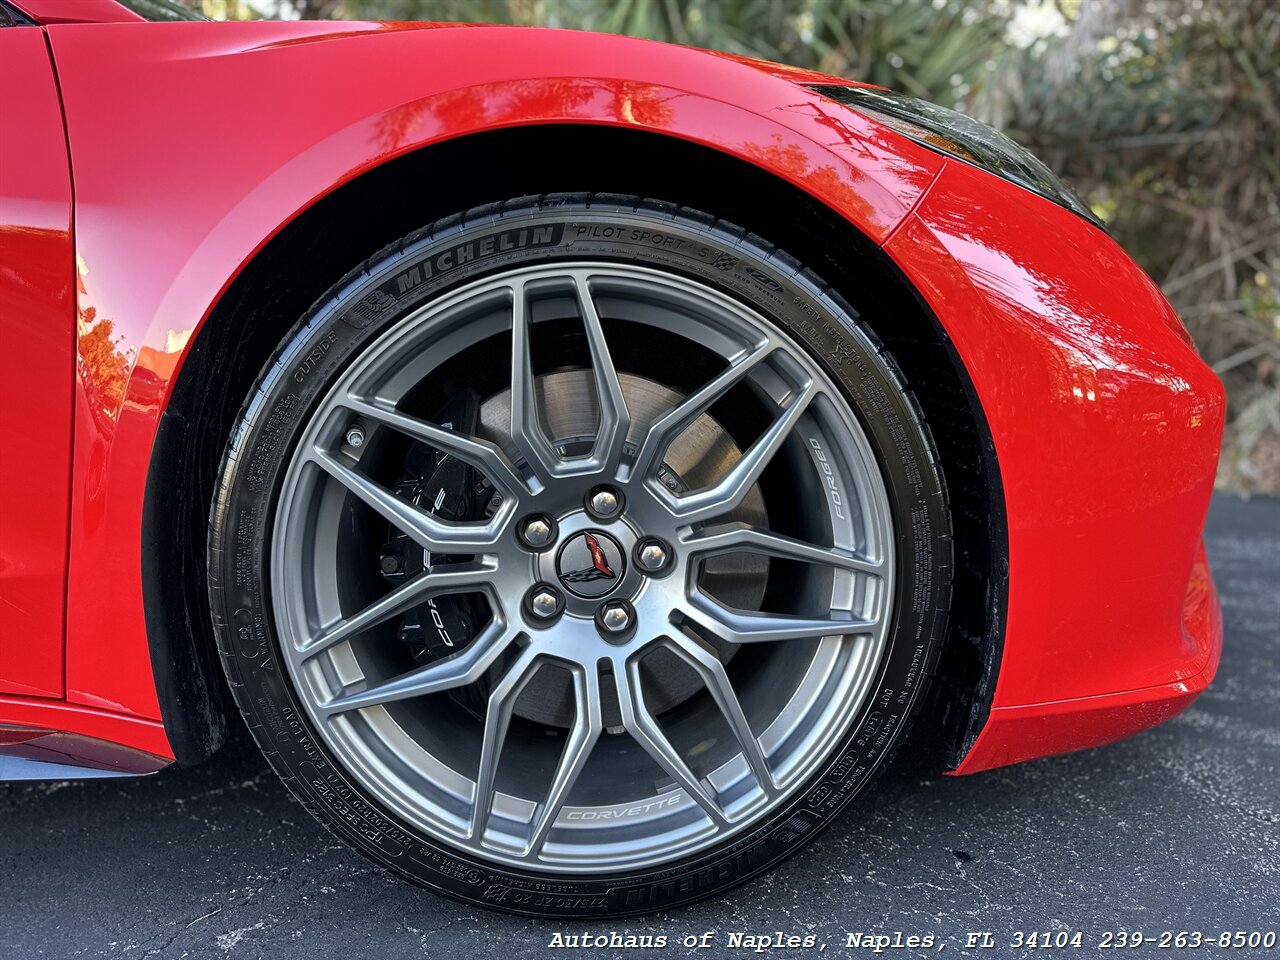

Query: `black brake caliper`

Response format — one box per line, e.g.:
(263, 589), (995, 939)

(377, 392), (497, 665)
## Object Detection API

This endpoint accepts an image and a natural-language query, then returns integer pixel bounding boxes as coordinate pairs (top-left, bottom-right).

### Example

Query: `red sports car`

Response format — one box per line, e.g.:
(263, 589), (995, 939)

(0, 0), (1224, 916)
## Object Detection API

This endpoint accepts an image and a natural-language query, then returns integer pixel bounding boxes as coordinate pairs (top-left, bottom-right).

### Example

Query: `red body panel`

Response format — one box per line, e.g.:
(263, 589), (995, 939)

(0, 28), (75, 699)
(0, 694), (169, 758)
(0, 18), (1223, 773)
(956, 544), (1222, 772)
(881, 162), (1224, 772)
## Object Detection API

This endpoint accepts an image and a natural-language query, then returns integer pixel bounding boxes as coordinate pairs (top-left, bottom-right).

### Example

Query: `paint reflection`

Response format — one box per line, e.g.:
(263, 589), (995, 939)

(373, 78), (676, 154)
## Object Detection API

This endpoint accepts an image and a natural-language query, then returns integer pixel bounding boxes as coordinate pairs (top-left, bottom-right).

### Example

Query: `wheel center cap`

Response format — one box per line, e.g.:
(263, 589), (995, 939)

(555, 530), (626, 599)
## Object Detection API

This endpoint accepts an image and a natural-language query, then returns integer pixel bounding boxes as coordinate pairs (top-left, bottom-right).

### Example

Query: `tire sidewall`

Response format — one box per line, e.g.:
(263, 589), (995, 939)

(210, 200), (949, 917)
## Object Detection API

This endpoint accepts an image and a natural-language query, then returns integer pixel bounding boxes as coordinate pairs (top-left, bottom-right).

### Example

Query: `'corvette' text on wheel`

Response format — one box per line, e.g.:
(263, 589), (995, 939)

(209, 200), (950, 914)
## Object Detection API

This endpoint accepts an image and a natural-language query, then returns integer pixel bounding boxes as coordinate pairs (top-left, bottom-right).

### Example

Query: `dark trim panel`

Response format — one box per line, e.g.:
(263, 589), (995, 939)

(141, 407), (228, 766)
(894, 266), (1008, 768)
(0, 1), (36, 26)
(0, 724), (170, 779)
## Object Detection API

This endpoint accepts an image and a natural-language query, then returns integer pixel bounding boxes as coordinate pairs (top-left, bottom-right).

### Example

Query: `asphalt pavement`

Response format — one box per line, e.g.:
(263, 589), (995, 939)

(2, 494), (1277, 959)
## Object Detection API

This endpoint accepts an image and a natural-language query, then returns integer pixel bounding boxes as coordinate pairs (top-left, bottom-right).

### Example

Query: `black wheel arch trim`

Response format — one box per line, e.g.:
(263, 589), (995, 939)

(142, 407), (229, 766)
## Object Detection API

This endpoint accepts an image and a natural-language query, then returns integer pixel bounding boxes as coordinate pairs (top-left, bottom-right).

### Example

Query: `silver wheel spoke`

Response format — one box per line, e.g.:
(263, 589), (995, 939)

(631, 342), (771, 482)
(319, 619), (517, 716)
(685, 524), (882, 576)
(309, 448), (503, 554)
(573, 274), (631, 472)
(662, 635), (776, 797)
(340, 394), (527, 500)
(660, 380), (818, 525)
(471, 646), (543, 841)
(509, 280), (564, 481)
(524, 664), (603, 858)
(681, 595), (875, 644)
(300, 562), (497, 660)
(615, 657), (730, 829)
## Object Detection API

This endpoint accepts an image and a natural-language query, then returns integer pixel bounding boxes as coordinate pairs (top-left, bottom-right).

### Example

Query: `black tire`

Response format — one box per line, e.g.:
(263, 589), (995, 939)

(208, 195), (952, 917)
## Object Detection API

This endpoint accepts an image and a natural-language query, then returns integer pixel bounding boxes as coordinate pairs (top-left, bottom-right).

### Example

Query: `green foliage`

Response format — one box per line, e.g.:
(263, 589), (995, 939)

(988, 0), (1279, 490)
(805, 0), (1007, 99)
(334, 0), (1011, 106)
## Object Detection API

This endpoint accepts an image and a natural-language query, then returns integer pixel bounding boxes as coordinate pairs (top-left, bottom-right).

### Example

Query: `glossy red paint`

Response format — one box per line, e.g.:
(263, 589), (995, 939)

(0, 696), (171, 760)
(955, 544), (1221, 773)
(883, 161), (1224, 771)
(0, 28), (74, 699)
(0, 17), (1223, 774)
(695, 47), (879, 88)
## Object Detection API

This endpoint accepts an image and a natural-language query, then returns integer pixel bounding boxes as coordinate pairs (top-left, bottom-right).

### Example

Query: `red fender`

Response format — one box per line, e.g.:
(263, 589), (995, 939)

(43, 21), (942, 745)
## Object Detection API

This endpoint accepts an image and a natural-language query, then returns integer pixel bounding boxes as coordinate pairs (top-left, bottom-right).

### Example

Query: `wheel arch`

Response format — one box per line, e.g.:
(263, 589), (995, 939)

(144, 123), (1005, 767)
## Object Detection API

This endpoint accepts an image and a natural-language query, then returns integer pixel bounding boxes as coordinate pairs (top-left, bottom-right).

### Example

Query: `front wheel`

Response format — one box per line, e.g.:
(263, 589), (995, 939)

(208, 196), (951, 916)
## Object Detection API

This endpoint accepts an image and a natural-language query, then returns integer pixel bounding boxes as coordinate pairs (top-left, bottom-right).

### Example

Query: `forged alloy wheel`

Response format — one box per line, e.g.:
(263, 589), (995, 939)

(274, 262), (893, 871)
(209, 197), (951, 915)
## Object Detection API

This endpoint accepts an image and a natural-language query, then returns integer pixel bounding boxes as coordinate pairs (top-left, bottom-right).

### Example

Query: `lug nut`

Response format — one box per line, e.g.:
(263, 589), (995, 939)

(636, 539), (670, 574)
(587, 486), (622, 519)
(519, 516), (554, 549)
(597, 600), (633, 637)
(344, 424), (366, 449)
(527, 585), (563, 621)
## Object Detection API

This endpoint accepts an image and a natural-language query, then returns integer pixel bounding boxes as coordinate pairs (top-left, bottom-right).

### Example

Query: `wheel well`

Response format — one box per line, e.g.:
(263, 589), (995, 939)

(144, 124), (1005, 767)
